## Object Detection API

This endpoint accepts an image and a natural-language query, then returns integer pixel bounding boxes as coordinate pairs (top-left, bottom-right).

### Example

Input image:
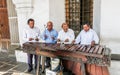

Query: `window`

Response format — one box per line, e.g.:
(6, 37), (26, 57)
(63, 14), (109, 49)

(65, 0), (93, 36)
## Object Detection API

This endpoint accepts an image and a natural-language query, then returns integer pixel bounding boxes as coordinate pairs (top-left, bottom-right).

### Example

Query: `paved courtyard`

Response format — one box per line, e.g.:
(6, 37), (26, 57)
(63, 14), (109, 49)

(0, 51), (71, 75)
(0, 50), (120, 75)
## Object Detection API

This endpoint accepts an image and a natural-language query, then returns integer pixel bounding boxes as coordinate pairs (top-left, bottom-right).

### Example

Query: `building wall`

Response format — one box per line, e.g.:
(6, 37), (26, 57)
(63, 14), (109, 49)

(12, 0), (120, 54)
(93, 0), (101, 37)
(30, 0), (65, 32)
(49, 0), (65, 31)
(12, 0), (65, 45)
(100, 0), (120, 54)
(30, 0), (49, 33)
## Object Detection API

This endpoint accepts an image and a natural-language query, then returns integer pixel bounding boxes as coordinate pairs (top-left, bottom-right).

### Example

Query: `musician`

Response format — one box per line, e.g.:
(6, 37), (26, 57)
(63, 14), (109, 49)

(57, 23), (75, 73)
(57, 23), (75, 43)
(74, 23), (99, 46)
(42, 21), (58, 67)
(43, 21), (58, 44)
(71, 23), (99, 75)
(23, 18), (41, 72)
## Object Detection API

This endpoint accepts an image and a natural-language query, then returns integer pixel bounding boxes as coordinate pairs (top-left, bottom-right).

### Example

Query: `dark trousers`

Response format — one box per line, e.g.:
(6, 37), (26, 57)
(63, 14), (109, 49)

(46, 57), (51, 66)
(27, 54), (38, 69)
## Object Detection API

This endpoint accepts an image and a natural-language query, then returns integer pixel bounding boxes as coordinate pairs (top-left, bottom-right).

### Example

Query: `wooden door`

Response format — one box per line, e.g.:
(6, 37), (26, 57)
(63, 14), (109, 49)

(0, 0), (10, 39)
(0, 0), (10, 50)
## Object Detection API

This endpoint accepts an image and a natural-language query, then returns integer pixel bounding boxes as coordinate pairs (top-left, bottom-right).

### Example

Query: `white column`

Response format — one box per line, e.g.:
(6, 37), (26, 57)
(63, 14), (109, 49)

(12, 0), (34, 63)
(12, 0), (33, 46)
(29, 0), (49, 33)
(93, 0), (101, 37)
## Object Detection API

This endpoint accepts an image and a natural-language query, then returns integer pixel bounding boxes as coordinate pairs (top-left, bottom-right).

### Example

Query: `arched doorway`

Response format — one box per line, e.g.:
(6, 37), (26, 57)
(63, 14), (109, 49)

(0, 0), (10, 50)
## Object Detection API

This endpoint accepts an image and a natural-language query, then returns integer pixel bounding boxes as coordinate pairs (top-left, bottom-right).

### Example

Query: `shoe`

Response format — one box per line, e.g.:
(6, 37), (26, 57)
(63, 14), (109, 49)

(45, 65), (50, 68)
(34, 65), (42, 70)
(34, 66), (37, 70)
(27, 68), (33, 72)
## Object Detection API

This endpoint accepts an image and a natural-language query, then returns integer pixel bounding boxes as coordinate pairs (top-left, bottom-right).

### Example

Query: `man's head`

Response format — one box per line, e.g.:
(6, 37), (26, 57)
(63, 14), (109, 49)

(83, 23), (90, 32)
(47, 21), (53, 31)
(62, 23), (69, 32)
(27, 18), (34, 28)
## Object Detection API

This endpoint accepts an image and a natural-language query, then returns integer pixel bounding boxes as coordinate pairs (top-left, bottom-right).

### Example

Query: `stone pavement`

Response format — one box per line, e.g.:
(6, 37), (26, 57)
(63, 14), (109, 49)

(0, 51), (120, 75)
(0, 52), (71, 75)
(109, 60), (120, 75)
(0, 55), (31, 75)
(0, 49), (39, 75)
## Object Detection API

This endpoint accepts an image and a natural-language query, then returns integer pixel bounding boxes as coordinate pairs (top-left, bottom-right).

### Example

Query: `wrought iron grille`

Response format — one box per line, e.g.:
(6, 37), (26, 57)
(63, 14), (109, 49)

(65, 0), (93, 36)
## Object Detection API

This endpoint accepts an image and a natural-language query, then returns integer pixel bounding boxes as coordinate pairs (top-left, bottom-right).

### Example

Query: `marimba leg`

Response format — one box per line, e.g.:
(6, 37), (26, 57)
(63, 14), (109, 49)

(80, 59), (86, 75)
(42, 56), (45, 72)
(36, 55), (41, 75)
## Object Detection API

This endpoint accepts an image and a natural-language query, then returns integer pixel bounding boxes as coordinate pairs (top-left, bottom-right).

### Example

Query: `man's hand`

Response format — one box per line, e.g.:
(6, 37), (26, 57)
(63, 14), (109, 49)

(64, 39), (69, 42)
(44, 34), (48, 39)
(35, 38), (39, 41)
(51, 36), (55, 40)
(91, 40), (95, 46)
(57, 39), (61, 42)
(29, 38), (34, 41)
(72, 40), (75, 44)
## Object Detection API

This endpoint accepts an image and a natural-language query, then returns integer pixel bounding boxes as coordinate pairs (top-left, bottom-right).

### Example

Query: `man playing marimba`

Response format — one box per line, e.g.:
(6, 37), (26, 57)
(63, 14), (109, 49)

(71, 23), (99, 75)
(42, 21), (58, 68)
(75, 23), (99, 46)
(43, 21), (58, 44)
(57, 23), (75, 73)
(57, 23), (75, 43)
(23, 18), (41, 72)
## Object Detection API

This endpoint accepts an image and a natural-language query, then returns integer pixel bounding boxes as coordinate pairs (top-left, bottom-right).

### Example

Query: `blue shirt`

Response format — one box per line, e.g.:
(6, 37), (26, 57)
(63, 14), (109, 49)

(42, 29), (58, 43)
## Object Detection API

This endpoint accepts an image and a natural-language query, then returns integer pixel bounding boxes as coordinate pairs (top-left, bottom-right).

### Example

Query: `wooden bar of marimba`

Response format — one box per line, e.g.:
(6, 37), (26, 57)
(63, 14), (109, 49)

(22, 42), (111, 75)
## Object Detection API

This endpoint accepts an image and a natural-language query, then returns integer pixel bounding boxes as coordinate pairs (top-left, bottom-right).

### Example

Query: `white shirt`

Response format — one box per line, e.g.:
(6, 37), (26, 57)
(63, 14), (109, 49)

(57, 29), (75, 43)
(75, 29), (99, 45)
(23, 26), (41, 42)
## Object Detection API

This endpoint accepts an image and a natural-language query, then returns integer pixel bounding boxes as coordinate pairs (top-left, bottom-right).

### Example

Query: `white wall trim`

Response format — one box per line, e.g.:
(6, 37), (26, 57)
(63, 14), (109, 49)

(93, 0), (101, 37)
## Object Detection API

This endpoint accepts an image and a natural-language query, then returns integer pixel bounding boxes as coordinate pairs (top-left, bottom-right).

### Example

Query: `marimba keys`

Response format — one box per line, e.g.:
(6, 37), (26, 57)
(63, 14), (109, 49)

(93, 45), (100, 54)
(22, 42), (111, 66)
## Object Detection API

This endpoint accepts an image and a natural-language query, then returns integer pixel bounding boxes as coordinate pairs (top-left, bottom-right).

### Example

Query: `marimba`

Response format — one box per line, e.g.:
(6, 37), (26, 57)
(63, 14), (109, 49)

(22, 42), (111, 75)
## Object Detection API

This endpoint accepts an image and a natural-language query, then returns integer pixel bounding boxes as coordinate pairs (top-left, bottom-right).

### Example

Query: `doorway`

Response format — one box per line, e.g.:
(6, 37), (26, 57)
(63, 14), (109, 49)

(0, 0), (10, 50)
